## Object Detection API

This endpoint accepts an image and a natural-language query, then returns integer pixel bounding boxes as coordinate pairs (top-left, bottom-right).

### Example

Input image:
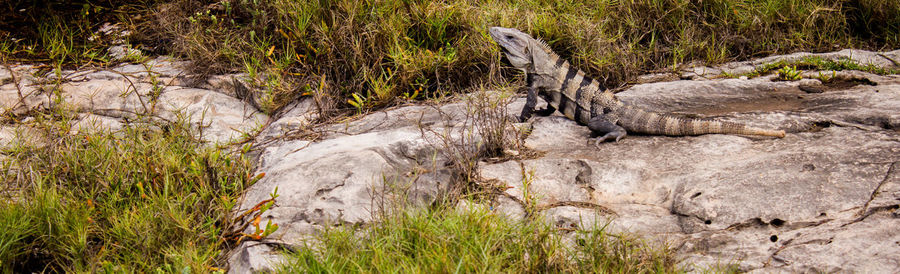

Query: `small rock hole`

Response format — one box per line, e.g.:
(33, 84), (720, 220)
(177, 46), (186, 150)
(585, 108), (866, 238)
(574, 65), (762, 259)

(813, 121), (833, 128)
(771, 218), (785, 227)
(704, 220), (712, 225)
(691, 192), (702, 199)
(819, 212), (827, 217)
(809, 121), (833, 132)
(822, 77), (877, 88)
(770, 235), (778, 242)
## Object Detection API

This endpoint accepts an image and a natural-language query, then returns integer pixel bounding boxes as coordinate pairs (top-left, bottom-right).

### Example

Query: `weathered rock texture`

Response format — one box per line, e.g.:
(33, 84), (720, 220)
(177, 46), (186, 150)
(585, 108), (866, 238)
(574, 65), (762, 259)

(502, 73), (900, 272)
(0, 57), (267, 144)
(3, 49), (899, 273)
(227, 49), (900, 273)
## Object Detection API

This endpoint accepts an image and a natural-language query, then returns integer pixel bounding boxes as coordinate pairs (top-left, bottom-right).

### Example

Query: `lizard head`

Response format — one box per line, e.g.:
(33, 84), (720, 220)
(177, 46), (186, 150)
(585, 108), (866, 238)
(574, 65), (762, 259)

(489, 27), (555, 75)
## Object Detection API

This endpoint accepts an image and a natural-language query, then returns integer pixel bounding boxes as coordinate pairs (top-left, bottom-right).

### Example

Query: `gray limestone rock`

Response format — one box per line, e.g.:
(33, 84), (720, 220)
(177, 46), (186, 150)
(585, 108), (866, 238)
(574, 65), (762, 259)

(227, 49), (900, 272)
(683, 49), (900, 79)
(0, 59), (267, 144)
(488, 61), (900, 272)
(4, 49), (898, 273)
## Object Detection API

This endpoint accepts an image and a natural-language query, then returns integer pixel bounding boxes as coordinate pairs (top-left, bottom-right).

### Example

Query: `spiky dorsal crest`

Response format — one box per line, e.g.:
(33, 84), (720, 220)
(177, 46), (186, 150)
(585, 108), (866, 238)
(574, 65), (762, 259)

(529, 36), (564, 74)
(535, 37), (551, 49)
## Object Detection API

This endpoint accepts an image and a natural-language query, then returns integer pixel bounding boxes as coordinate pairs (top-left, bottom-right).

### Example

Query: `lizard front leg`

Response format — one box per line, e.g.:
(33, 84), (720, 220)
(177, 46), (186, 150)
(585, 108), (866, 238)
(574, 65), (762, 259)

(587, 115), (627, 148)
(519, 85), (539, 122)
(520, 73), (557, 122)
(520, 89), (557, 123)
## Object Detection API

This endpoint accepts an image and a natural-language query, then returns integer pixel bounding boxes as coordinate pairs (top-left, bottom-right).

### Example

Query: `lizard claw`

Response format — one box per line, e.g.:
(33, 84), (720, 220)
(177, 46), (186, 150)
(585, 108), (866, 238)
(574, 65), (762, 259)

(592, 132), (626, 148)
(592, 136), (610, 149)
(593, 138), (604, 149)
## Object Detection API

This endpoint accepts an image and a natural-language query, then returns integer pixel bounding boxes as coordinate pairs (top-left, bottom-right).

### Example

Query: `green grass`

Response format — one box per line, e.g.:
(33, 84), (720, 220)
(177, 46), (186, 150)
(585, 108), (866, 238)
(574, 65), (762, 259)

(747, 56), (900, 78)
(4, 0), (899, 114)
(155, 0), (899, 113)
(281, 207), (677, 273)
(2, 0), (900, 272)
(0, 114), (255, 272)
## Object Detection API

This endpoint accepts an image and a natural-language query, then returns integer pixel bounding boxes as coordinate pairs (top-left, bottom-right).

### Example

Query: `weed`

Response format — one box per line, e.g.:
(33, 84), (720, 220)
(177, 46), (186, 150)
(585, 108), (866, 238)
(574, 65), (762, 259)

(747, 56), (900, 78)
(420, 87), (522, 205)
(5, 0), (900, 115)
(347, 93), (370, 114)
(776, 65), (803, 81)
(0, 115), (255, 272)
(128, 0), (900, 116)
(815, 70), (838, 82)
(279, 206), (677, 273)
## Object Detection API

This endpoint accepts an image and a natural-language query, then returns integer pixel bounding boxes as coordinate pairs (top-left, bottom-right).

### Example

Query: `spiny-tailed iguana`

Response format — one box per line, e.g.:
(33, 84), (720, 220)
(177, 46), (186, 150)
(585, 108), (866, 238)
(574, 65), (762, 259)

(489, 27), (785, 146)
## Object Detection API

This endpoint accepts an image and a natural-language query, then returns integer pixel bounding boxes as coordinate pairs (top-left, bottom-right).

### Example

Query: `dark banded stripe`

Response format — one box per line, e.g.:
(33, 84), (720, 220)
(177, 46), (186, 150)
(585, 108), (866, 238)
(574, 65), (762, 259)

(679, 118), (695, 135)
(655, 113), (669, 135)
(553, 54), (566, 69)
(573, 76), (593, 123)
(559, 96), (576, 119)
(557, 65), (579, 102)
(555, 96), (567, 116)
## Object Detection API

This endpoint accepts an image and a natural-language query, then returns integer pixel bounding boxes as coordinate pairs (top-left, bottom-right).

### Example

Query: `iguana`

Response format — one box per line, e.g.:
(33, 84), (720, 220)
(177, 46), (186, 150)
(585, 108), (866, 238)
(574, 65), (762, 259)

(489, 27), (785, 147)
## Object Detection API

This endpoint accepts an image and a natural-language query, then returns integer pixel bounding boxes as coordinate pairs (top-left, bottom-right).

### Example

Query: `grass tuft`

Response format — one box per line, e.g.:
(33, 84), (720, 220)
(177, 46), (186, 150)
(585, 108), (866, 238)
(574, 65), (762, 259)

(0, 115), (254, 272)
(4, 0), (899, 115)
(747, 56), (900, 78)
(281, 206), (677, 273)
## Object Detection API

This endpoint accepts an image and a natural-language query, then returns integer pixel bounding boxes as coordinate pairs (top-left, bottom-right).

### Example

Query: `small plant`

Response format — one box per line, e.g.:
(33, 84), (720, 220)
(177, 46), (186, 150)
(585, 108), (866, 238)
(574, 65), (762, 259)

(347, 92), (369, 114)
(520, 169), (540, 216)
(400, 86), (421, 100)
(417, 88), (523, 205)
(776, 65), (803, 81)
(229, 186), (280, 242)
(815, 70), (838, 83)
(278, 206), (678, 273)
(0, 113), (256, 272)
(364, 67), (397, 103)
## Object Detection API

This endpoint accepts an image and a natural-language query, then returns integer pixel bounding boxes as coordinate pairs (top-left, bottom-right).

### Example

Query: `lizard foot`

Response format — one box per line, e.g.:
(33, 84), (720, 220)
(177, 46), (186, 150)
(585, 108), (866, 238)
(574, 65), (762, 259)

(591, 132), (626, 148)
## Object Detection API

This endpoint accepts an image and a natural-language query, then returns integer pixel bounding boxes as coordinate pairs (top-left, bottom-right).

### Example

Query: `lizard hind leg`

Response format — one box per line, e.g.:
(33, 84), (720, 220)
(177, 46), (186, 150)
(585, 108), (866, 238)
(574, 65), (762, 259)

(587, 116), (627, 148)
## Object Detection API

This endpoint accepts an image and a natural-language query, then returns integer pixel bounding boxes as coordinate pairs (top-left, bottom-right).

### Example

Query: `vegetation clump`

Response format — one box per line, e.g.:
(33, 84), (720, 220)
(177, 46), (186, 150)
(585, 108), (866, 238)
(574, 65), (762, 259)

(3, 0), (899, 114)
(776, 65), (803, 81)
(0, 116), (255, 272)
(281, 207), (677, 273)
(1, 0), (899, 272)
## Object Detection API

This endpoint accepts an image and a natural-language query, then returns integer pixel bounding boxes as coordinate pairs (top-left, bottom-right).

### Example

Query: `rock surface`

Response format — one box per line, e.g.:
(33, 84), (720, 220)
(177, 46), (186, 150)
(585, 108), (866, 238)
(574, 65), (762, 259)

(680, 48), (900, 80)
(3, 49), (899, 273)
(0, 57), (267, 144)
(227, 50), (900, 273)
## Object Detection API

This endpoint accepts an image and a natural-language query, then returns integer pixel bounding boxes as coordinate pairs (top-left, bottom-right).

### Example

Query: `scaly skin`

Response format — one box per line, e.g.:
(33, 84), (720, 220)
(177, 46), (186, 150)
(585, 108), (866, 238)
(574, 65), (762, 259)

(488, 27), (785, 146)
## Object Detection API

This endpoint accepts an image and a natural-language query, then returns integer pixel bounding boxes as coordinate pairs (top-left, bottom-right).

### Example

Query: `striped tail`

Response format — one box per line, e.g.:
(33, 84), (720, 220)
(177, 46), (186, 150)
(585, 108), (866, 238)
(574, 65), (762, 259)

(617, 107), (785, 138)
